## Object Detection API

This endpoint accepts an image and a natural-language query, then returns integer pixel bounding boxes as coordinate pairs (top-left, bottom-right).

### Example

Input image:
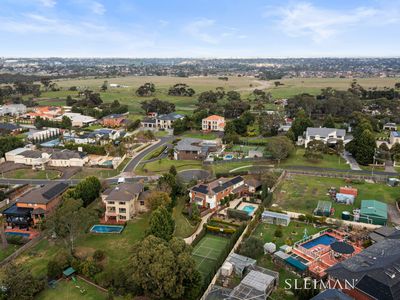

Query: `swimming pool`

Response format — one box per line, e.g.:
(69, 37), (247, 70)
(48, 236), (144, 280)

(301, 234), (337, 249)
(242, 205), (256, 215)
(224, 154), (234, 160)
(40, 139), (61, 147)
(5, 232), (30, 238)
(102, 160), (113, 166)
(90, 225), (124, 234)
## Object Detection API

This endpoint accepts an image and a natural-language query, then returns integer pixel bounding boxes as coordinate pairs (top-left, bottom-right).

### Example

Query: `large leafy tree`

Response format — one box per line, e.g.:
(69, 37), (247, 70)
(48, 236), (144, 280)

(136, 82), (156, 97)
(266, 136), (294, 164)
(288, 109), (313, 142)
(147, 206), (175, 241)
(140, 98), (175, 114)
(0, 263), (45, 300)
(128, 235), (201, 300)
(146, 191), (172, 211)
(74, 176), (102, 206)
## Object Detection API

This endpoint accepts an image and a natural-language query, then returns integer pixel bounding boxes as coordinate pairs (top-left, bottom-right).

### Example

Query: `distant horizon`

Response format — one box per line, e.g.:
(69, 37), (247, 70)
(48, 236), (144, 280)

(2, 56), (400, 59)
(1, 0), (400, 57)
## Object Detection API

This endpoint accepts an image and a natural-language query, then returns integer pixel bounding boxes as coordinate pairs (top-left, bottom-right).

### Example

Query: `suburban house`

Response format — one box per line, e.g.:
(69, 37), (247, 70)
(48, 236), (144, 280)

(48, 149), (88, 167)
(102, 183), (146, 222)
(0, 104), (27, 116)
(23, 106), (63, 121)
(390, 131), (400, 146)
(202, 115), (225, 132)
(11, 149), (51, 169)
(383, 123), (397, 131)
(326, 238), (400, 300)
(0, 123), (22, 135)
(101, 113), (128, 127)
(3, 182), (68, 229)
(189, 176), (245, 209)
(303, 127), (347, 148)
(141, 112), (185, 130)
(174, 138), (221, 160)
(55, 113), (97, 127)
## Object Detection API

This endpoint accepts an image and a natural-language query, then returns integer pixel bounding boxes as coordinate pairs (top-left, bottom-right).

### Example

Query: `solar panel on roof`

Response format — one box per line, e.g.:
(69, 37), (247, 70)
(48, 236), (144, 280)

(42, 183), (68, 200)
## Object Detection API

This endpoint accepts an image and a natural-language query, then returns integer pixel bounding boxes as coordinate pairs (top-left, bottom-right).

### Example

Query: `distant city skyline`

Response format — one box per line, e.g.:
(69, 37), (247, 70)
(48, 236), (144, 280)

(1, 0), (400, 58)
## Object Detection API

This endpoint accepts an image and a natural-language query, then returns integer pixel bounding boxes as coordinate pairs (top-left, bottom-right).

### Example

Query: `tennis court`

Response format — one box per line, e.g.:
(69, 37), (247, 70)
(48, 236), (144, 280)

(192, 234), (230, 278)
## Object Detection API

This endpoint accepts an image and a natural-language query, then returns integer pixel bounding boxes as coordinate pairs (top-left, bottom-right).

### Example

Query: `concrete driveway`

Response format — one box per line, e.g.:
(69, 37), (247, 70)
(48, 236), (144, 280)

(341, 151), (362, 171)
(178, 169), (210, 182)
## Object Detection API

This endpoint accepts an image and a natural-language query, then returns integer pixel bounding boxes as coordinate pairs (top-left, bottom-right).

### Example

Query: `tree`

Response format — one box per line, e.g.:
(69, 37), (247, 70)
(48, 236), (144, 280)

(146, 191), (172, 211)
(347, 129), (376, 165)
(226, 90), (241, 101)
(47, 198), (97, 253)
(136, 83), (155, 97)
(140, 98), (175, 114)
(128, 236), (201, 300)
(259, 112), (284, 136)
(266, 136), (294, 164)
(168, 84), (195, 97)
(224, 100), (250, 118)
(0, 136), (24, 158)
(238, 237), (264, 259)
(304, 140), (325, 161)
(61, 116), (72, 129)
(0, 263), (45, 300)
(289, 110), (314, 141)
(323, 115), (336, 128)
(73, 176), (102, 206)
(169, 165), (177, 176)
(147, 206), (175, 241)
(100, 80), (108, 92)
(0, 215), (8, 250)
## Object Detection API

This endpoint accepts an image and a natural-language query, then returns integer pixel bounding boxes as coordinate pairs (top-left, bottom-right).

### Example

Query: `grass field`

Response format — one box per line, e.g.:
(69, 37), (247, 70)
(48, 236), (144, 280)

(0, 244), (21, 262)
(252, 221), (322, 247)
(12, 212), (149, 278)
(192, 234), (230, 280)
(274, 175), (399, 218)
(136, 158), (202, 175)
(180, 131), (218, 140)
(36, 278), (113, 300)
(281, 148), (349, 170)
(173, 197), (198, 238)
(3, 169), (61, 180)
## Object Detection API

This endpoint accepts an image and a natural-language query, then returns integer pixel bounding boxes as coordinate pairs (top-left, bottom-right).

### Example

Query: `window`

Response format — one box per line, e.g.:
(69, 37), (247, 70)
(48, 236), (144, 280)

(119, 208), (126, 213)
(119, 201), (126, 205)
(140, 200), (145, 206)
(119, 215), (126, 220)
(108, 201), (115, 205)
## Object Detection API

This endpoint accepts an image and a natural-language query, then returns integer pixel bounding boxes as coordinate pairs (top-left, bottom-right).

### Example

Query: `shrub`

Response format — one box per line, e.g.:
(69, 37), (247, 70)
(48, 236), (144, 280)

(47, 260), (63, 280)
(93, 249), (106, 261)
(238, 237), (264, 259)
(227, 208), (251, 221)
(274, 227), (283, 238)
(6, 235), (28, 245)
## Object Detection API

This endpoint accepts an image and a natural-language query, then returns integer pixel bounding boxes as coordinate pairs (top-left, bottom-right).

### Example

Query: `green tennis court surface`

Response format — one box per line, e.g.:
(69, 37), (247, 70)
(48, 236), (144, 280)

(192, 234), (230, 279)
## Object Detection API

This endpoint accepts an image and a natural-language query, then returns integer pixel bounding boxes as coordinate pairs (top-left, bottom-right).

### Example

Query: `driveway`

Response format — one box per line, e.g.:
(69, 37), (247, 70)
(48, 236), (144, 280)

(123, 136), (175, 172)
(341, 151), (362, 171)
(385, 161), (397, 173)
(388, 204), (400, 225)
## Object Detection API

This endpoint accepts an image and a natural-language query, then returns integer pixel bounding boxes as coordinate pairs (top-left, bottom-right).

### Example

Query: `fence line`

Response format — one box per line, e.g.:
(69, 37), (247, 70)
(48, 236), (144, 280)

(0, 235), (43, 267)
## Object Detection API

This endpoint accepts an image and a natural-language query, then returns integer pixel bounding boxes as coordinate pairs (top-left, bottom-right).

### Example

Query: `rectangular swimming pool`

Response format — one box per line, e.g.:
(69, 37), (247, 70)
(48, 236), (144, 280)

(5, 231), (30, 238)
(302, 234), (337, 249)
(242, 205), (256, 215)
(90, 225), (124, 234)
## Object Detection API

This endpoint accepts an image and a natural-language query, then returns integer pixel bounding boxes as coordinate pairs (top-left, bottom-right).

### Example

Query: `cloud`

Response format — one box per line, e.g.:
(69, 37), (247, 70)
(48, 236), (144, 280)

(38, 0), (56, 7)
(91, 1), (106, 15)
(268, 2), (378, 42)
(183, 18), (219, 44)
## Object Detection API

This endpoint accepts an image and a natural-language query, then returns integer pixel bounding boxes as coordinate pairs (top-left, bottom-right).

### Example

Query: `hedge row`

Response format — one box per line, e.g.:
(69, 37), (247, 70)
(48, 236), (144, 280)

(227, 208), (251, 221)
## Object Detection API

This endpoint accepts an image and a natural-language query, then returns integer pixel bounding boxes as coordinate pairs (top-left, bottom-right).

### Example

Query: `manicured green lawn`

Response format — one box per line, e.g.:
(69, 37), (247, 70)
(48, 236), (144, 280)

(173, 197), (198, 238)
(0, 244), (21, 262)
(3, 169), (61, 180)
(281, 148), (349, 170)
(180, 131), (218, 140)
(36, 278), (110, 300)
(274, 175), (399, 218)
(238, 137), (271, 145)
(136, 158), (202, 175)
(252, 221), (322, 247)
(211, 161), (273, 175)
(72, 158), (131, 179)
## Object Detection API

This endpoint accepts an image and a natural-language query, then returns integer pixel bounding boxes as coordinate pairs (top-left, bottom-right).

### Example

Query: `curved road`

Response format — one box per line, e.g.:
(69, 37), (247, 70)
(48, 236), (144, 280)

(123, 136), (175, 172)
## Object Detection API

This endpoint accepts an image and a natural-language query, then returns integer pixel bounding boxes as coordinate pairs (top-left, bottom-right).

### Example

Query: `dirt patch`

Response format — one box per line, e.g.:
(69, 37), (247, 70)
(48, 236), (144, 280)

(74, 246), (95, 259)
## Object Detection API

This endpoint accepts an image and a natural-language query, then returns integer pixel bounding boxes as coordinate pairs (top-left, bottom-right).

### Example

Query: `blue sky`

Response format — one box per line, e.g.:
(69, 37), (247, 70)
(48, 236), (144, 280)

(1, 0), (400, 57)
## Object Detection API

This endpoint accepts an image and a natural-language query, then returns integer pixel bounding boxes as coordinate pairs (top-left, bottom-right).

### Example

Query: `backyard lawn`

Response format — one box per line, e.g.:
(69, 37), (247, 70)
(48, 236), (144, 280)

(252, 221), (322, 247)
(274, 175), (399, 218)
(173, 197), (198, 238)
(36, 277), (112, 300)
(281, 148), (349, 170)
(180, 131), (218, 140)
(211, 161), (273, 175)
(3, 169), (61, 180)
(0, 244), (21, 262)
(136, 158), (202, 175)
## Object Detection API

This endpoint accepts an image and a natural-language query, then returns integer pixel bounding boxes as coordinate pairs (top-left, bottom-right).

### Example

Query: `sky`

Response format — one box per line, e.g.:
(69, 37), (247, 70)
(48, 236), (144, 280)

(0, 0), (400, 58)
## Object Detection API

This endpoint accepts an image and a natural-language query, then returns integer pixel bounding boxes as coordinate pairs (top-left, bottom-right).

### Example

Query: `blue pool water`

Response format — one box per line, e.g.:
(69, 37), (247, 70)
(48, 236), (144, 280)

(242, 205), (256, 215)
(102, 160), (113, 166)
(90, 225), (124, 234)
(40, 139), (61, 147)
(6, 232), (30, 238)
(302, 234), (337, 249)
(224, 154), (234, 160)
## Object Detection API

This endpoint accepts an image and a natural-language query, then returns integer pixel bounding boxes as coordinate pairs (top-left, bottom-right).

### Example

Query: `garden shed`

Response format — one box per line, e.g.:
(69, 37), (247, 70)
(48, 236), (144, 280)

(225, 253), (256, 276)
(359, 200), (388, 225)
(314, 201), (332, 217)
(261, 210), (290, 226)
(264, 242), (276, 254)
